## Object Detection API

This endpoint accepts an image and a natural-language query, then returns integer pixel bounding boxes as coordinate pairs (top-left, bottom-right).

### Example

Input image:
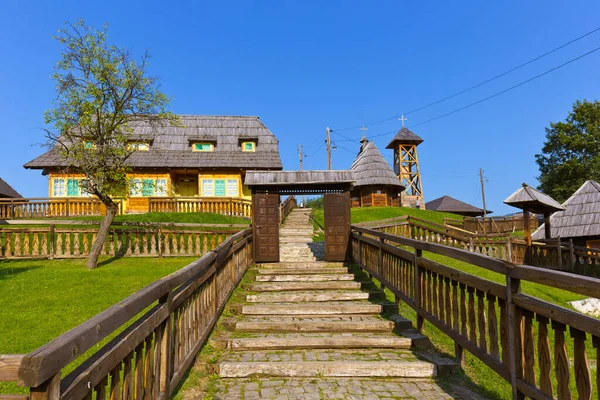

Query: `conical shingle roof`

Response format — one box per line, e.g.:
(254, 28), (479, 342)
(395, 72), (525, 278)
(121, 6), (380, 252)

(386, 127), (424, 149)
(425, 195), (491, 217)
(532, 180), (600, 240)
(504, 183), (564, 214)
(350, 139), (404, 188)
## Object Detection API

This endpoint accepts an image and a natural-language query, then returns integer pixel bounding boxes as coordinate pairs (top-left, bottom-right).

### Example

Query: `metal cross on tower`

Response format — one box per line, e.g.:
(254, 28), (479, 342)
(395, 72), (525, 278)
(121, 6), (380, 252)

(398, 115), (408, 127)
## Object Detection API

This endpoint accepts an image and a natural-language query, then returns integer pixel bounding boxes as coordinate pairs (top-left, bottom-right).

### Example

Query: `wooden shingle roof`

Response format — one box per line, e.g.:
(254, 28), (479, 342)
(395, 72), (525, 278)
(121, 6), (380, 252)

(425, 195), (490, 217)
(24, 116), (282, 170)
(532, 180), (600, 240)
(350, 139), (404, 188)
(0, 177), (22, 198)
(245, 170), (355, 186)
(386, 127), (424, 149)
(504, 184), (564, 214)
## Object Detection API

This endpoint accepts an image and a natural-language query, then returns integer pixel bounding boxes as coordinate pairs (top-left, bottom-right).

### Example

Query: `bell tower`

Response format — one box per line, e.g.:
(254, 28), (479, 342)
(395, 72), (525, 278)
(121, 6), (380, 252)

(386, 122), (425, 208)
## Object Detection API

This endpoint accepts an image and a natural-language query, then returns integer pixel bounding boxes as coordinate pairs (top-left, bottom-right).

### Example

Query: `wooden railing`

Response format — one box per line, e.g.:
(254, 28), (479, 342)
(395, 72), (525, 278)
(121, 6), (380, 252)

(370, 215), (600, 278)
(279, 195), (297, 224)
(351, 225), (600, 399)
(0, 198), (125, 219)
(461, 215), (541, 234)
(0, 227), (238, 259)
(0, 229), (252, 400)
(148, 197), (252, 217)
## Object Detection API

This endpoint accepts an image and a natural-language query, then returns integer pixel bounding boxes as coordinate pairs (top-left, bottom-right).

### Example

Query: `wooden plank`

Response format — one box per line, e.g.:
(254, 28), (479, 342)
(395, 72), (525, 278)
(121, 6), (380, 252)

(522, 310), (535, 385)
(60, 305), (169, 400)
(487, 294), (499, 359)
(513, 293), (600, 338)
(0, 355), (24, 381)
(0, 396), (29, 400)
(570, 328), (592, 400)
(552, 321), (571, 400)
(30, 372), (60, 400)
(510, 265), (600, 299)
(536, 315), (553, 397)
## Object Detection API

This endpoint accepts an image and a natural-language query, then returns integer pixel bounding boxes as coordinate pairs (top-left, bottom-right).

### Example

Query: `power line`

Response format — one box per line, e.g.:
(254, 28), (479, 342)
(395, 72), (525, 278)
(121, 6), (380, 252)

(306, 142), (325, 157)
(333, 26), (600, 133)
(358, 44), (600, 139)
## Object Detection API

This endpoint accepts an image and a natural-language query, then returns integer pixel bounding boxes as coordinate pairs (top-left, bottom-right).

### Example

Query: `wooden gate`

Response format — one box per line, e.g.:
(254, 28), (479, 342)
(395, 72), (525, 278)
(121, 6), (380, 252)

(324, 192), (350, 261)
(253, 193), (280, 263)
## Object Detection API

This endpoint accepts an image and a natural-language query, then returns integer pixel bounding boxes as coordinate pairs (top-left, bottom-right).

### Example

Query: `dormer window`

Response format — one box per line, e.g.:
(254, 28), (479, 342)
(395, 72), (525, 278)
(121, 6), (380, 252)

(242, 141), (256, 152)
(192, 142), (214, 152)
(127, 141), (150, 151)
(84, 140), (95, 149)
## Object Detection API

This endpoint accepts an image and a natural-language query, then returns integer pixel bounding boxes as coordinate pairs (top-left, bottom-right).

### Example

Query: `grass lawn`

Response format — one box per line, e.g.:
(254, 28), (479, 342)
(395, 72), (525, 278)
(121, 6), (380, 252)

(0, 256), (197, 394)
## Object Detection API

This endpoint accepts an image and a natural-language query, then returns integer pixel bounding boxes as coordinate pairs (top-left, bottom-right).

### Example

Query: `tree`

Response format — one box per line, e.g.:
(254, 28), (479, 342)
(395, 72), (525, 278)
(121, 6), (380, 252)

(536, 99), (600, 203)
(44, 20), (177, 269)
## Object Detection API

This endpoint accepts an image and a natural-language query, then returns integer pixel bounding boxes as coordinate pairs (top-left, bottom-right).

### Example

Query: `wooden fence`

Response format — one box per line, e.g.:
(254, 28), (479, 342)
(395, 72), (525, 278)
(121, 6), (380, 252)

(279, 196), (297, 224)
(0, 229), (253, 400)
(451, 215), (541, 234)
(371, 215), (600, 278)
(0, 227), (238, 259)
(148, 197), (252, 217)
(352, 225), (600, 399)
(0, 198), (125, 219)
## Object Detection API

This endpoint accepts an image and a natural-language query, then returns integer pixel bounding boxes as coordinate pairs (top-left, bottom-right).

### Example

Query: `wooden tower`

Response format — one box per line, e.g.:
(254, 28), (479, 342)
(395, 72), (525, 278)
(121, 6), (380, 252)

(386, 127), (425, 208)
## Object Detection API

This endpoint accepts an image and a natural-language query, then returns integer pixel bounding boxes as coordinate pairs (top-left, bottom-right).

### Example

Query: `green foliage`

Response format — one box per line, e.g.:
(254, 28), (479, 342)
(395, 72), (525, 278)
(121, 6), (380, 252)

(44, 19), (177, 200)
(536, 99), (600, 202)
(304, 196), (324, 209)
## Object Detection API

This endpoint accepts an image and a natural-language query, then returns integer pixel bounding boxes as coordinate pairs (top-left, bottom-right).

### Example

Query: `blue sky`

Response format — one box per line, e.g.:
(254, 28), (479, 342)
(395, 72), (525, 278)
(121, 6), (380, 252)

(1, 1), (599, 214)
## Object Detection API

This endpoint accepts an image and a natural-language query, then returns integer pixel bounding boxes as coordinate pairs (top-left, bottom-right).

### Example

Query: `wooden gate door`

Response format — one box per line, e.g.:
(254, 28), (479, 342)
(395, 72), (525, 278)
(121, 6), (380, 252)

(252, 193), (280, 263)
(324, 192), (350, 261)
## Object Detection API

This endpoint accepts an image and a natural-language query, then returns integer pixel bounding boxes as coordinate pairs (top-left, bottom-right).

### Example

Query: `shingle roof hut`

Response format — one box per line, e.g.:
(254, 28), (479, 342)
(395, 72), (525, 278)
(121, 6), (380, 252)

(425, 195), (491, 217)
(0, 177), (22, 198)
(349, 137), (404, 207)
(532, 180), (600, 247)
(504, 183), (565, 243)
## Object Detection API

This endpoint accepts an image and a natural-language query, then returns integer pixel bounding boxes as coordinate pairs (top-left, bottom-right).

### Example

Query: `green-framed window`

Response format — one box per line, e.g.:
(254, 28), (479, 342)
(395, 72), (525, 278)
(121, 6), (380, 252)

(242, 141), (256, 152)
(192, 143), (214, 152)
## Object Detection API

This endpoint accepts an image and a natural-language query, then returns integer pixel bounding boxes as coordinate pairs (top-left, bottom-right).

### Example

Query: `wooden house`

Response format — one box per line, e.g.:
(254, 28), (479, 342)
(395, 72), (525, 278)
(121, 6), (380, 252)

(24, 116), (282, 213)
(532, 180), (600, 248)
(425, 195), (491, 217)
(0, 177), (22, 199)
(349, 137), (404, 207)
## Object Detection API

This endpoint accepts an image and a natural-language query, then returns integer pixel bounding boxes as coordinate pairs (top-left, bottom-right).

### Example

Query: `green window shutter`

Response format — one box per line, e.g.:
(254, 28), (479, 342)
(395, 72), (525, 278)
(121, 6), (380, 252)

(215, 180), (226, 196)
(142, 179), (154, 196)
(67, 179), (79, 196)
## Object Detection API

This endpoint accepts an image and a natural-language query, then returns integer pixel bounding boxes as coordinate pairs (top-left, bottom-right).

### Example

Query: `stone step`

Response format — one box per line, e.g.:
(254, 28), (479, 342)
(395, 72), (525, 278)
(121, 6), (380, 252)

(255, 274), (355, 282)
(218, 350), (435, 378)
(240, 302), (382, 315)
(221, 333), (412, 350)
(249, 281), (362, 291)
(257, 262), (344, 269)
(234, 316), (394, 333)
(246, 291), (374, 303)
(256, 268), (348, 275)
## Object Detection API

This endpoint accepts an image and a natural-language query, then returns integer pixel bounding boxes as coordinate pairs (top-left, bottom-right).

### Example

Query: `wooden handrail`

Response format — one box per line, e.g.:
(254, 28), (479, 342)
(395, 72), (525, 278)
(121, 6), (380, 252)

(351, 225), (600, 399)
(0, 228), (253, 398)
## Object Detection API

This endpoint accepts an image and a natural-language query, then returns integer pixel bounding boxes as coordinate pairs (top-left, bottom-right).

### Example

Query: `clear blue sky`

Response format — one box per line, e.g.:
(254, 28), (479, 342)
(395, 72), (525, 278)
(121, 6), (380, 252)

(1, 1), (599, 214)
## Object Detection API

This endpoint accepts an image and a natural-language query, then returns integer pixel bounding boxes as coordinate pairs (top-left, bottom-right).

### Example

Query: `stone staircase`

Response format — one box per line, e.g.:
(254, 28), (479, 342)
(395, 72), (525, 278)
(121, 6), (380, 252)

(216, 261), (436, 381)
(279, 208), (324, 262)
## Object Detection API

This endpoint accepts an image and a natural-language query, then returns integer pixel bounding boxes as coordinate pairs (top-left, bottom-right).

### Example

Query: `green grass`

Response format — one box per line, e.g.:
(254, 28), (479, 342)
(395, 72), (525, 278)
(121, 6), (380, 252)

(0, 257), (197, 394)
(71, 211), (251, 225)
(312, 206), (463, 229)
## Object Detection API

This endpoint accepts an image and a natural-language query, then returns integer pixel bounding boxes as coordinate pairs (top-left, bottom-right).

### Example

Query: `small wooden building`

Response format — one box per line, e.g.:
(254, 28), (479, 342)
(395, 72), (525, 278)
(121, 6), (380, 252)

(425, 195), (491, 217)
(350, 137), (404, 207)
(0, 177), (22, 199)
(532, 180), (600, 247)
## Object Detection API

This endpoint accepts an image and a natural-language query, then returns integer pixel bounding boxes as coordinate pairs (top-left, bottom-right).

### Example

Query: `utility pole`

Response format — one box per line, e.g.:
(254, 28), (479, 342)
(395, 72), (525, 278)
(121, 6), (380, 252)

(479, 168), (487, 218)
(325, 127), (332, 170)
(298, 144), (305, 206)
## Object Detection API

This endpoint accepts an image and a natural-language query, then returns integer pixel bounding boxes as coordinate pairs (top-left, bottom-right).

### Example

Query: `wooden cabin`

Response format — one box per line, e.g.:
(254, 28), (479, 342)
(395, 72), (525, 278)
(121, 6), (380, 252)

(0, 177), (22, 199)
(349, 137), (404, 207)
(532, 180), (600, 248)
(24, 116), (282, 213)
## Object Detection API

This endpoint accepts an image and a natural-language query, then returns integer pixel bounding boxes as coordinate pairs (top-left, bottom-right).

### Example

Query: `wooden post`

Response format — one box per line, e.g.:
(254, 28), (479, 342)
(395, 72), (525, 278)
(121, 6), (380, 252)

(544, 212), (551, 239)
(506, 275), (525, 400)
(65, 198), (70, 217)
(523, 210), (531, 246)
(378, 236), (384, 277)
(507, 236), (513, 263)
(158, 293), (172, 398)
(557, 236), (563, 271)
(414, 248), (423, 332)
(30, 371), (61, 400)
(49, 224), (55, 259)
(569, 239), (575, 271)
(10, 200), (15, 220)
(357, 233), (362, 269)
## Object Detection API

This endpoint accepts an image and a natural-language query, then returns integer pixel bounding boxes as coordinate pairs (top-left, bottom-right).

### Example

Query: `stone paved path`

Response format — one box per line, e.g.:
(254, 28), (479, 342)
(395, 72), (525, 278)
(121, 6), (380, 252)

(195, 208), (489, 399)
